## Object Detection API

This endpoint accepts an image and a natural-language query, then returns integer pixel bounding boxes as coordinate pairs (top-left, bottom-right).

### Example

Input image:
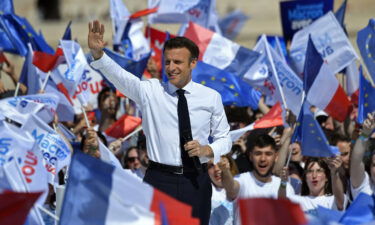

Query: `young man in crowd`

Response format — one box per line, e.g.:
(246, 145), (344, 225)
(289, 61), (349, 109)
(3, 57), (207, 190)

(219, 134), (294, 225)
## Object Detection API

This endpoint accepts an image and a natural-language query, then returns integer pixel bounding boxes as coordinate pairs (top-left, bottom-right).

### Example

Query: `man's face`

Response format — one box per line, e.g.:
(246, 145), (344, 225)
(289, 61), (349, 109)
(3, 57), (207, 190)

(100, 92), (118, 115)
(249, 145), (277, 181)
(337, 141), (351, 169)
(164, 47), (196, 89)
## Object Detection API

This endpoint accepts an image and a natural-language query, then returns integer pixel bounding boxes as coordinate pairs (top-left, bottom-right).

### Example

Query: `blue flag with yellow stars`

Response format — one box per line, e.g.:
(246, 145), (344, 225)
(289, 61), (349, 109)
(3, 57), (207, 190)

(357, 18), (375, 84)
(292, 99), (339, 157)
(0, 14), (54, 55)
(358, 66), (375, 123)
(192, 61), (261, 109)
(0, 0), (14, 15)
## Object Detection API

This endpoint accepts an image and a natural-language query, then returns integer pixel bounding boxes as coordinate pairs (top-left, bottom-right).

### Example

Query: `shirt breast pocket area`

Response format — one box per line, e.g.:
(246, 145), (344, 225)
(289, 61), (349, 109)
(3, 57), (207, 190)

(189, 106), (212, 131)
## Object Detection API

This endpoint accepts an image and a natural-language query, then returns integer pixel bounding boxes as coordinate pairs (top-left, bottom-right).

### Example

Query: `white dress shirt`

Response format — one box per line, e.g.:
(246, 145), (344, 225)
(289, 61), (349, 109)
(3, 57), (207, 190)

(91, 53), (232, 166)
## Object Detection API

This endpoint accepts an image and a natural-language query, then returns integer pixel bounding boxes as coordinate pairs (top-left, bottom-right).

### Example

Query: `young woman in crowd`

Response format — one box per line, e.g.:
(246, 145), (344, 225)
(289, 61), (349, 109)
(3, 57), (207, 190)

(279, 157), (346, 216)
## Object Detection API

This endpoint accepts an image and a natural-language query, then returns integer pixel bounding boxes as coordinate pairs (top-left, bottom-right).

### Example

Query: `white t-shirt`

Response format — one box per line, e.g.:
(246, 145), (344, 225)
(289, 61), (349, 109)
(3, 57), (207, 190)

(232, 172), (295, 225)
(210, 185), (233, 225)
(289, 195), (336, 216)
(351, 172), (374, 200)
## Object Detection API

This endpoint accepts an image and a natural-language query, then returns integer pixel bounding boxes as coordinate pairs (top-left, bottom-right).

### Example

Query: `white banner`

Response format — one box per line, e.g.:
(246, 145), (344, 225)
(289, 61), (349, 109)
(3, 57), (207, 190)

(290, 11), (358, 75)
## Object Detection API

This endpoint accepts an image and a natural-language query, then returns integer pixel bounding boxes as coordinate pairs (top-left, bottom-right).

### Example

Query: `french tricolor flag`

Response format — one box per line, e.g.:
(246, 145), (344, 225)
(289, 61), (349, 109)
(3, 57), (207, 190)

(60, 151), (199, 225)
(230, 102), (284, 142)
(183, 22), (259, 78)
(304, 37), (351, 122)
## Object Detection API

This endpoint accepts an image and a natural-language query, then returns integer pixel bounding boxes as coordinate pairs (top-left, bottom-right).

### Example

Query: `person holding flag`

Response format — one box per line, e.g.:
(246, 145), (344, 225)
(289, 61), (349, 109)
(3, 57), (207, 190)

(87, 20), (232, 225)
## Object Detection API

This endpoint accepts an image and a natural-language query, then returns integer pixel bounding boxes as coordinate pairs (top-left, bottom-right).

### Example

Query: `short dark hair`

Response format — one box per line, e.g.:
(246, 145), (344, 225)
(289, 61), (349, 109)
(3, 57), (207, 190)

(331, 133), (351, 145)
(247, 134), (277, 154)
(163, 36), (199, 61)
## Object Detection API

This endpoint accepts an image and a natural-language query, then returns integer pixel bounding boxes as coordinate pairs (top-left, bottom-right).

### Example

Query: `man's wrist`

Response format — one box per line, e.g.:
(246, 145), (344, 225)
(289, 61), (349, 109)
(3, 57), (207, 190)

(203, 145), (214, 158)
(91, 50), (104, 60)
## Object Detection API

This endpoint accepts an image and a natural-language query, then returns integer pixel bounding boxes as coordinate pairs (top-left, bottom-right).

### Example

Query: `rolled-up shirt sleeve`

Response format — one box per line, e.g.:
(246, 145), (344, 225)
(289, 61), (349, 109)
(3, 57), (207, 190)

(90, 53), (144, 105)
(208, 93), (232, 164)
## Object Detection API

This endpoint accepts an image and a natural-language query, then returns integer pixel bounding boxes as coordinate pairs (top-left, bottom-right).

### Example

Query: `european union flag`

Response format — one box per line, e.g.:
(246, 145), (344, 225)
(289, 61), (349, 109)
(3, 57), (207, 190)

(357, 18), (375, 84)
(0, 0), (14, 15)
(292, 99), (339, 157)
(358, 66), (375, 123)
(0, 15), (28, 55)
(7, 14), (54, 54)
(0, 14), (54, 55)
(192, 61), (261, 108)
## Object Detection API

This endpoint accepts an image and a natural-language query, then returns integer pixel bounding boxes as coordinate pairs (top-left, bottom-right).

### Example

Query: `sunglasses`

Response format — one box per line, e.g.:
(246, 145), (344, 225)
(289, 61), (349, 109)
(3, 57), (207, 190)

(127, 157), (139, 163)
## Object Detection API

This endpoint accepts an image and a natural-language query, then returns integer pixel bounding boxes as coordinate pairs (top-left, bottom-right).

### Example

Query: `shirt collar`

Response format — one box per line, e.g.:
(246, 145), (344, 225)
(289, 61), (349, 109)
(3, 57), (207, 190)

(167, 79), (194, 95)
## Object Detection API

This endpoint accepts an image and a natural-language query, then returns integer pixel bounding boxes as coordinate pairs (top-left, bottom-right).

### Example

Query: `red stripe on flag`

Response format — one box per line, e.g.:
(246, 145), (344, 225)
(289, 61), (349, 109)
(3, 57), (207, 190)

(324, 85), (351, 122)
(130, 7), (158, 19)
(0, 52), (9, 65)
(0, 191), (42, 225)
(56, 83), (74, 105)
(104, 114), (142, 139)
(183, 22), (214, 61)
(254, 102), (284, 129)
(151, 189), (199, 225)
(239, 198), (306, 225)
(33, 48), (64, 72)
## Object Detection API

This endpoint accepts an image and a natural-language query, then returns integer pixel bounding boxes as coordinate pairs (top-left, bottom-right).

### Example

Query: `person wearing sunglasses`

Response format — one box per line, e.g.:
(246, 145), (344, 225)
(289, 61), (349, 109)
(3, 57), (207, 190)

(123, 147), (141, 170)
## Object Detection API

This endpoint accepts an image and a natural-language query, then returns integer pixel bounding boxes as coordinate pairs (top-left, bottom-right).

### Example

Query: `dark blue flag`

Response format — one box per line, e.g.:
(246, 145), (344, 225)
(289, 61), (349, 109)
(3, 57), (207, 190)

(357, 18), (375, 84)
(103, 48), (150, 79)
(0, 0), (14, 15)
(279, 0), (333, 41)
(334, 0), (347, 33)
(192, 61), (261, 108)
(62, 21), (72, 40)
(292, 99), (339, 157)
(358, 66), (375, 123)
(18, 46), (40, 94)
(303, 36), (323, 94)
(92, 49), (150, 90)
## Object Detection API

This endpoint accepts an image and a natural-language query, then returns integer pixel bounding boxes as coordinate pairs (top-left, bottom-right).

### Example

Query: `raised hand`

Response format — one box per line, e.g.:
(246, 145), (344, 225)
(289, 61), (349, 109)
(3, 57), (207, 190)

(88, 20), (106, 60)
(326, 156), (342, 175)
(362, 112), (375, 137)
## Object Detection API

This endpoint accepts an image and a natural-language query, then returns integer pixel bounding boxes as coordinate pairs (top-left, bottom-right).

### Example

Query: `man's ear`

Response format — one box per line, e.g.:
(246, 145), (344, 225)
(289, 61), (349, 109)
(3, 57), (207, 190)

(190, 58), (197, 69)
(248, 151), (253, 162)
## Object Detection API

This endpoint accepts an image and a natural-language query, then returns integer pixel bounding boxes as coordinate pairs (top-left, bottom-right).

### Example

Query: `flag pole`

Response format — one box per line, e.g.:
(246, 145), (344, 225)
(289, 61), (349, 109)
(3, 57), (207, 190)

(14, 82), (21, 97)
(40, 71), (51, 92)
(81, 105), (91, 128)
(37, 205), (60, 221)
(285, 123), (297, 168)
(263, 35), (288, 109)
(121, 125), (143, 142)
